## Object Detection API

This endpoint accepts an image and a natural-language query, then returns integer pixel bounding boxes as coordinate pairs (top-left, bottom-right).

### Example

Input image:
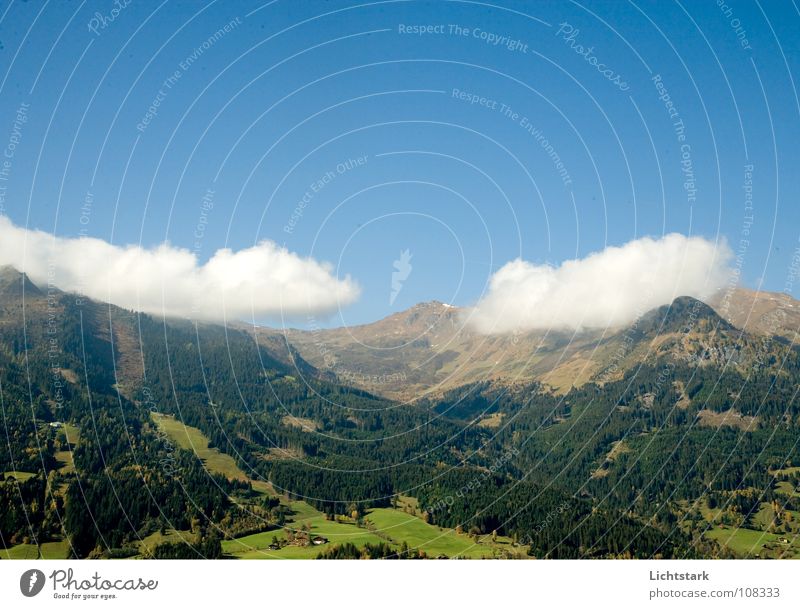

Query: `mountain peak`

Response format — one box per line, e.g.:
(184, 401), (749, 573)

(0, 265), (43, 298)
(393, 300), (460, 327)
(407, 300), (458, 312)
(639, 295), (731, 335)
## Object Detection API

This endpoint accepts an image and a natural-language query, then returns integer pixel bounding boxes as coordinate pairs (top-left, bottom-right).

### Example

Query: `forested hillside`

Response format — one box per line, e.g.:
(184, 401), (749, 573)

(2, 266), (799, 559)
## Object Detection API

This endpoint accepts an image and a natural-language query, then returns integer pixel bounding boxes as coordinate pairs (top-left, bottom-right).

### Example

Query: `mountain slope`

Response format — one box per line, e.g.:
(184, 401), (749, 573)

(709, 287), (800, 341)
(0, 265), (43, 299)
(0, 266), (699, 559)
(273, 301), (610, 400)
(275, 287), (799, 400)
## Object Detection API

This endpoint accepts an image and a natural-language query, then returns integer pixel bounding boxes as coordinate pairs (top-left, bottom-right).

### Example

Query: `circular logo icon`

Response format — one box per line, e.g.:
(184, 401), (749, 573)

(20, 569), (46, 597)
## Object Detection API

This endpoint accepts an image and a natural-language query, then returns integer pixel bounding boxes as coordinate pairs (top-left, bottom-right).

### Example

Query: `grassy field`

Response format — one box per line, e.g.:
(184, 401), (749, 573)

(771, 466), (800, 476)
(476, 412), (504, 428)
(151, 413), (272, 493)
(54, 423), (80, 474)
(222, 498), (529, 560)
(705, 526), (777, 556)
(136, 528), (196, 555)
(753, 503), (777, 530)
(2, 470), (36, 482)
(692, 474), (800, 559)
(1, 540), (70, 559)
(698, 503), (723, 523)
(705, 525), (800, 558)
(365, 508), (526, 558)
(222, 510), (387, 559)
(147, 415), (528, 559)
(62, 423), (80, 444)
(4, 417), (525, 560)
(776, 480), (800, 497)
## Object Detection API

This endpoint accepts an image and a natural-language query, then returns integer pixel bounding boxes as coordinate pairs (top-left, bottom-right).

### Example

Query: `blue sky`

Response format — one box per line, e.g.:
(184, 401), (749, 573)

(0, 0), (798, 327)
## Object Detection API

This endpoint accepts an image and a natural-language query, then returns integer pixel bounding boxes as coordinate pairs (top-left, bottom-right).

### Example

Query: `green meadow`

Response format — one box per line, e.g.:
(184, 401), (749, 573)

(151, 413), (271, 493)
(705, 526), (778, 557)
(154, 415), (530, 559)
(4, 414), (531, 560)
(2, 470), (36, 482)
(222, 516), (386, 559)
(54, 423), (80, 474)
(1, 540), (70, 559)
(365, 508), (526, 558)
(222, 504), (528, 559)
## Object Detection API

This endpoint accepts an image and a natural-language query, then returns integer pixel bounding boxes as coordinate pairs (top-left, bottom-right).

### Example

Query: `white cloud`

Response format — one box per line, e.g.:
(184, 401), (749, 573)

(0, 216), (359, 320)
(466, 234), (732, 333)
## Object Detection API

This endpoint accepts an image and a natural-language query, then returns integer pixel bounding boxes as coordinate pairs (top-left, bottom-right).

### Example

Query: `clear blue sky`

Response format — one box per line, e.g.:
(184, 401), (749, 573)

(0, 0), (798, 326)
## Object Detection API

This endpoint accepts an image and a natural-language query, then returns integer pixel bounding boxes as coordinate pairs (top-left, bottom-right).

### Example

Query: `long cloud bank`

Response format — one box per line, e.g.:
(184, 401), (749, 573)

(466, 233), (732, 334)
(0, 216), (359, 320)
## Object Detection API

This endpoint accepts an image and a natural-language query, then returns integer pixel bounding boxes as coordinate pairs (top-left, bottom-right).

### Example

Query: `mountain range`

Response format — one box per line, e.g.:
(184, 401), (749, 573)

(2, 264), (799, 560)
(263, 286), (799, 401)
